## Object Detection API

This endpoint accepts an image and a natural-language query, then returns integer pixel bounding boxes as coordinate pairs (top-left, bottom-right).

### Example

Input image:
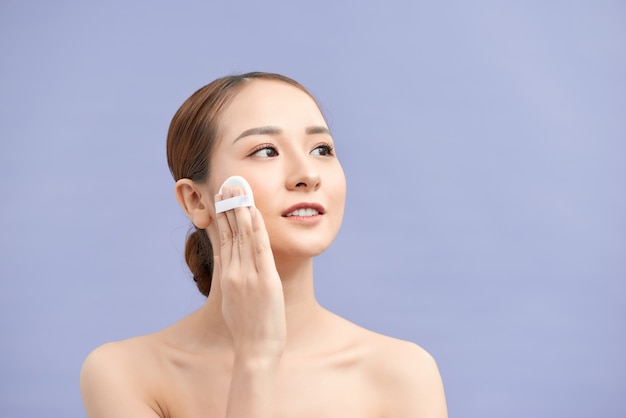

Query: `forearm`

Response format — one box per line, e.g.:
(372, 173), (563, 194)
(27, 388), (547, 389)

(225, 355), (280, 418)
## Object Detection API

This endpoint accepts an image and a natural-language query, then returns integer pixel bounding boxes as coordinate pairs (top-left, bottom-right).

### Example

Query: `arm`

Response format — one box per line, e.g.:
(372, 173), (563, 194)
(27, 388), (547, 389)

(224, 355), (281, 417)
(215, 188), (287, 418)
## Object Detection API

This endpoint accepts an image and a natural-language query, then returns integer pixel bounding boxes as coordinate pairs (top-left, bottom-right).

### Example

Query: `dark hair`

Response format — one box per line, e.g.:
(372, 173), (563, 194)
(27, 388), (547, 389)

(166, 72), (317, 296)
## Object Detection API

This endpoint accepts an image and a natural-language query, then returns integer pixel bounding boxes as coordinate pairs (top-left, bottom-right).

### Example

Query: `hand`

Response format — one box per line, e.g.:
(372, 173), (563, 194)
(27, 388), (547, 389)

(214, 186), (287, 360)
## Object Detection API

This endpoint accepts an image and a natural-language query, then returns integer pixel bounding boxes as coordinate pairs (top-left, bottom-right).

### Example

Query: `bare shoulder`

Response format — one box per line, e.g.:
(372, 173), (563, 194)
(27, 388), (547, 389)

(365, 331), (439, 378)
(80, 335), (165, 417)
(369, 332), (447, 417)
(331, 314), (448, 417)
(82, 333), (157, 365)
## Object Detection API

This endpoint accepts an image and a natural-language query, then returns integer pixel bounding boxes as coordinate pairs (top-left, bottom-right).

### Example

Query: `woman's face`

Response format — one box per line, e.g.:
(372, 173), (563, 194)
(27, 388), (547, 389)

(207, 79), (346, 260)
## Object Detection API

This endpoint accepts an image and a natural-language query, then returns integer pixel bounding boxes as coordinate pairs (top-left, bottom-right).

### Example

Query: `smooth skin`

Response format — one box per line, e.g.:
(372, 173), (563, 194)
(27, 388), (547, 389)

(80, 80), (448, 417)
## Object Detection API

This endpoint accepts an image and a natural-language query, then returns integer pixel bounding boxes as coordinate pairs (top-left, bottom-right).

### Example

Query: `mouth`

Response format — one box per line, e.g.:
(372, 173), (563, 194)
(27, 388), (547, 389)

(282, 203), (325, 217)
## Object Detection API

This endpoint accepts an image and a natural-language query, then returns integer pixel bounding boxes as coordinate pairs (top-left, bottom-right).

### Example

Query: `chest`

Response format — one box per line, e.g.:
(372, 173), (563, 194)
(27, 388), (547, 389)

(159, 353), (382, 418)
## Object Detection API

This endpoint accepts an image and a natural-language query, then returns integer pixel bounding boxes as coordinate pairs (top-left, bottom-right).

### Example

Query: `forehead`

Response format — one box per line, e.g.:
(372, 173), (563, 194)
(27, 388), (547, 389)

(218, 80), (327, 136)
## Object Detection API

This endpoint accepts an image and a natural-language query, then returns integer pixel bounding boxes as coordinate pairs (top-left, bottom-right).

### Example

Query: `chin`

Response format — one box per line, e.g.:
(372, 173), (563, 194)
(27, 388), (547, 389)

(266, 219), (342, 261)
(272, 239), (333, 260)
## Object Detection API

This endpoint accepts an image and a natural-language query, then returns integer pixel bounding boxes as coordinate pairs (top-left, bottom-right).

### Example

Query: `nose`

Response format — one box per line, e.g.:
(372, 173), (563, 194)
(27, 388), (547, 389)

(286, 157), (321, 192)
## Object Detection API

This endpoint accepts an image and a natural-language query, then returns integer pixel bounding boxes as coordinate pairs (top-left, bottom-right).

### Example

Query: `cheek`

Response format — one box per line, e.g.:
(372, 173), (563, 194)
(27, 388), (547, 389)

(330, 167), (347, 205)
(246, 180), (275, 214)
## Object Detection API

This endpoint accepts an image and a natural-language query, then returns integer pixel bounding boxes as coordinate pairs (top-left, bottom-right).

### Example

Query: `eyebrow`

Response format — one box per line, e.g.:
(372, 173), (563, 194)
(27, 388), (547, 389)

(305, 126), (331, 135)
(233, 125), (330, 143)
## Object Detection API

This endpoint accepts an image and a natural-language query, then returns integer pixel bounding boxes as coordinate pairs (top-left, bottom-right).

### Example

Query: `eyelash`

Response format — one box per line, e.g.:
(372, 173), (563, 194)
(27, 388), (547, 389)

(248, 142), (335, 158)
(249, 143), (278, 158)
(312, 143), (335, 156)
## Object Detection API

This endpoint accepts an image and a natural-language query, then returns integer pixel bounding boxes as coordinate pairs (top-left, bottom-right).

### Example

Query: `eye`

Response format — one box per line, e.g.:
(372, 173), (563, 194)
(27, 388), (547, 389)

(311, 143), (335, 157)
(250, 143), (279, 158)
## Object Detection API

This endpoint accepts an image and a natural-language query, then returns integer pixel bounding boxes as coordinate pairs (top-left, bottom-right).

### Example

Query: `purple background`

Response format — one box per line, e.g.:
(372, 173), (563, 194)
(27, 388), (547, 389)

(1, 1), (624, 417)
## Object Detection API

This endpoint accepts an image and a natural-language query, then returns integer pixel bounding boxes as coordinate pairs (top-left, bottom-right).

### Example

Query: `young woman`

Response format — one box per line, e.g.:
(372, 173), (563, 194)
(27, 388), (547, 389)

(80, 72), (448, 417)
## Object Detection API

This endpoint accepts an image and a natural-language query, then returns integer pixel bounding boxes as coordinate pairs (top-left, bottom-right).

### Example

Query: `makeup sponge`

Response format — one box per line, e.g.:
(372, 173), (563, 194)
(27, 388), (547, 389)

(214, 175), (255, 213)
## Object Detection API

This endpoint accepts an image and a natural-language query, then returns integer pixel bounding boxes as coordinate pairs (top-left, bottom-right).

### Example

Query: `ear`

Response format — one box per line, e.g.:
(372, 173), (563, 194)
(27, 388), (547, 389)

(174, 179), (213, 229)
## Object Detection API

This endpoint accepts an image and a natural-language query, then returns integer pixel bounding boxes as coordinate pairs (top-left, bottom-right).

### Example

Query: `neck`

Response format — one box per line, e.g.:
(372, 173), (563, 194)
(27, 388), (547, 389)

(199, 256), (324, 351)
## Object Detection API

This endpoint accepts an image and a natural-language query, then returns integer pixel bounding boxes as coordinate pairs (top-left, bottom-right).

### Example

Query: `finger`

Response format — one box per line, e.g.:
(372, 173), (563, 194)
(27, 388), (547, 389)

(233, 202), (255, 272)
(215, 192), (234, 265)
(223, 186), (241, 266)
(213, 254), (223, 292)
(250, 206), (278, 278)
(223, 186), (239, 244)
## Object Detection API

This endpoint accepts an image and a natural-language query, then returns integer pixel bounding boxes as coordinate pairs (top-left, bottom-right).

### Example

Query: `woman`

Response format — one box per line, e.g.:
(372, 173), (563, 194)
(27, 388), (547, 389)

(80, 72), (448, 417)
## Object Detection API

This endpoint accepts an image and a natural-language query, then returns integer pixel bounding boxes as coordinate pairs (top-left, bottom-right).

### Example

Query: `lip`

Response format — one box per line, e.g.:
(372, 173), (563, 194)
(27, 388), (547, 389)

(281, 202), (326, 217)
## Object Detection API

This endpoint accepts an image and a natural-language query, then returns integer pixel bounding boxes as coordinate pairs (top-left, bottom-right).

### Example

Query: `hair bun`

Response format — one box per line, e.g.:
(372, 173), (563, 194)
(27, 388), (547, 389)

(184, 228), (213, 296)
